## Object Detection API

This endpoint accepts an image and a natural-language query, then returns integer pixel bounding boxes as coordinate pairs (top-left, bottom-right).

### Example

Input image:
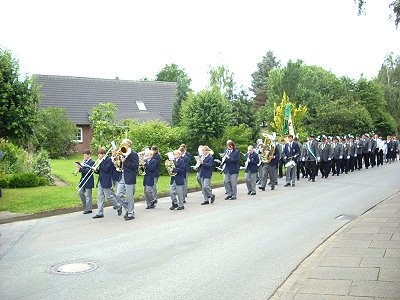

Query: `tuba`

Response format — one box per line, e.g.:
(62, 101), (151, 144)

(261, 133), (276, 164)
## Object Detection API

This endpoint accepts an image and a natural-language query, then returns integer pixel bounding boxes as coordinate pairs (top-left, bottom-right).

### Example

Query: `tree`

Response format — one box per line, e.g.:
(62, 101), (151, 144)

(34, 107), (77, 158)
(89, 103), (123, 151)
(229, 89), (259, 139)
(251, 50), (280, 108)
(0, 48), (40, 143)
(156, 64), (192, 125)
(180, 87), (230, 146)
(208, 65), (235, 100)
(355, 0), (400, 28)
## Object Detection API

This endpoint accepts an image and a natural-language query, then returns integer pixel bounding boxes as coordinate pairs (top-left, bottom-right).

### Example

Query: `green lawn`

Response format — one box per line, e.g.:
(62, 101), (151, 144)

(0, 156), (245, 214)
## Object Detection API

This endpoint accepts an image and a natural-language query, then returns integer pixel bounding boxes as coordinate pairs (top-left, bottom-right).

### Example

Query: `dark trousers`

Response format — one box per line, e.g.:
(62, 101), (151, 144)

(349, 156), (355, 171)
(278, 160), (284, 178)
(305, 160), (317, 180)
(356, 154), (363, 170)
(320, 161), (330, 178)
(341, 158), (348, 173)
(377, 150), (383, 166)
(332, 158), (341, 175)
(298, 161), (306, 178)
(362, 152), (370, 168)
(370, 149), (377, 167)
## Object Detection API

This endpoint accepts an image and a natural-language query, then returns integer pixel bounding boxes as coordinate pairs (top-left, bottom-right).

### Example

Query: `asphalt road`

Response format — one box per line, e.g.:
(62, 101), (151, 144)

(0, 163), (399, 300)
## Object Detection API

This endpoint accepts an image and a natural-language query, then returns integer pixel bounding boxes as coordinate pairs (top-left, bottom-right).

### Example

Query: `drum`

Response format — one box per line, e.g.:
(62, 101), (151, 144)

(285, 160), (296, 169)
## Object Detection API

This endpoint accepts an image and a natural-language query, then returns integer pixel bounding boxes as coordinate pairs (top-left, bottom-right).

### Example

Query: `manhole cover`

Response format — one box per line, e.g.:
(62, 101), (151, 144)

(47, 260), (100, 275)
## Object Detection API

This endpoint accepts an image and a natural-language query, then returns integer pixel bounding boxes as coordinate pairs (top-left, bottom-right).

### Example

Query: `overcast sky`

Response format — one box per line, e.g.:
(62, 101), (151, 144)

(1, 0), (399, 92)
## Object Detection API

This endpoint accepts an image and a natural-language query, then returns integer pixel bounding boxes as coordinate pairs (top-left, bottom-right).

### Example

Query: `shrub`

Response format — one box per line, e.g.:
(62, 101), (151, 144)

(8, 172), (46, 188)
(0, 177), (8, 188)
(0, 139), (33, 174)
(32, 150), (54, 185)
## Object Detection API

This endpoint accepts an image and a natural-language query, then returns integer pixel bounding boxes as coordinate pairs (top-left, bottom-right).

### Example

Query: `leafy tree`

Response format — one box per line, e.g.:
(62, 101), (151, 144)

(180, 87), (230, 145)
(209, 65), (235, 100)
(0, 48), (40, 143)
(34, 107), (77, 158)
(355, 0), (400, 28)
(229, 89), (259, 139)
(313, 99), (373, 136)
(251, 50), (280, 108)
(156, 64), (192, 125)
(89, 103), (123, 151)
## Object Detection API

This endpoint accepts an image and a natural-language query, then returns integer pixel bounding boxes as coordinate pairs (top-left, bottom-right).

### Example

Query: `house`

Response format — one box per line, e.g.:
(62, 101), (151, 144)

(35, 74), (177, 152)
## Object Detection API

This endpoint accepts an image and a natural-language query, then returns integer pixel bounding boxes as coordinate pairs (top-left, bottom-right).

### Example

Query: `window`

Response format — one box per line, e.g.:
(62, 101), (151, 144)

(75, 127), (83, 143)
(136, 101), (147, 111)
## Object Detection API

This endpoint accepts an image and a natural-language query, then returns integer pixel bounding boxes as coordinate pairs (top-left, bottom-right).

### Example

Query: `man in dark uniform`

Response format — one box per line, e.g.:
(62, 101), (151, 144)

(304, 134), (320, 182)
(319, 136), (332, 178)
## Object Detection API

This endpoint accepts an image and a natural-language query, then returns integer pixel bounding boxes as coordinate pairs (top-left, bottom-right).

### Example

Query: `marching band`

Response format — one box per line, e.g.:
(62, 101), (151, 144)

(73, 133), (399, 221)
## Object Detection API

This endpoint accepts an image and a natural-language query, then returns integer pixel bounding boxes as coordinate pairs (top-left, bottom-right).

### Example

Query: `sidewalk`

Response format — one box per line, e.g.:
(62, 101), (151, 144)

(271, 192), (400, 300)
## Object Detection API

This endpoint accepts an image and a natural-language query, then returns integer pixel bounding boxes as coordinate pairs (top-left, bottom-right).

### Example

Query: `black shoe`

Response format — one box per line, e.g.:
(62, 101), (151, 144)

(292, 184), (295, 187)
(177, 206), (185, 210)
(153, 200), (158, 204)
(271, 186), (275, 190)
(124, 215), (135, 221)
(284, 183), (290, 187)
(224, 196), (232, 200)
(230, 197), (237, 200)
(211, 195), (215, 203)
(146, 205), (155, 209)
(83, 210), (92, 214)
(259, 187), (265, 191)
(183, 200), (186, 203)
(113, 206), (117, 209)
(308, 178), (312, 181)
(250, 192), (256, 195)
(247, 191), (251, 195)
(92, 214), (104, 219)
(312, 179), (315, 182)
(201, 201), (209, 205)
(170, 204), (178, 210)
(117, 206), (122, 216)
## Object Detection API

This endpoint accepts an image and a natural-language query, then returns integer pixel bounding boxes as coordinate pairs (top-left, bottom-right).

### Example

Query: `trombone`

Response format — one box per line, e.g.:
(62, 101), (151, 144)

(77, 141), (115, 192)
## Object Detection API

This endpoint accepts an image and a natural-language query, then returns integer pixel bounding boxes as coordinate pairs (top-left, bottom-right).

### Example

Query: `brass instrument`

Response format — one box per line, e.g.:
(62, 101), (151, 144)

(112, 142), (131, 172)
(138, 150), (147, 176)
(260, 133), (276, 164)
(165, 152), (177, 176)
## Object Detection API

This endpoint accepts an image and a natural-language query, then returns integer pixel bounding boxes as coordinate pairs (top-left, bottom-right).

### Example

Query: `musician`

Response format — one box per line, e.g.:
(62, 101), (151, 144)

(319, 136), (332, 178)
(278, 139), (286, 178)
(180, 144), (192, 199)
(77, 149), (95, 214)
(377, 136), (384, 166)
(255, 139), (264, 183)
(299, 140), (308, 179)
(340, 136), (349, 174)
(199, 146), (215, 205)
(92, 147), (122, 219)
(244, 145), (260, 195)
(151, 145), (160, 205)
(294, 137), (301, 180)
(259, 138), (280, 191)
(304, 134), (319, 182)
(331, 136), (343, 176)
(143, 150), (157, 209)
(283, 135), (300, 187)
(116, 139), (139, 221)
(111, 148), (122, 191)
(169, 150), (186, 210)
(223, 141), (240, 200)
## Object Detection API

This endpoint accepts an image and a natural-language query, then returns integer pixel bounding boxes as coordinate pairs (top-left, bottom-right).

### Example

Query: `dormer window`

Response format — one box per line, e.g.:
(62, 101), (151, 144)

(136, 101), (147, 111)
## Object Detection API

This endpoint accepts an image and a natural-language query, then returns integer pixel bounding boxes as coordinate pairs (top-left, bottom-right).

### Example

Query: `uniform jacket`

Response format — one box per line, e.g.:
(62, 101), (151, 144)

(199, 154), (214, 179)
(244, 152), (259, 173)
(78, 158), (95, 189)
(283, 142), (301, 163)
(122, 150), (139, 185)
(362, 138), (371, 154)
(355, 140), (364, 155)
(305, 140), (320, 161)
(183, 151), (192, 174)
(143, 158), (158, 187)
(319, 143), (332, 162)
(347, 141), (356, 157)
(332, 143), (344, 159)
(153, 152), (161, 178)
(224, 148), (240, 175)
(170, 157), (186, 186)
(97, 156), (113, 189)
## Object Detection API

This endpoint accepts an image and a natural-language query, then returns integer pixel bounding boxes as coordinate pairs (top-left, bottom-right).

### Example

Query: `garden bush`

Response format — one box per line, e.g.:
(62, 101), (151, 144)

(0, 177), (8, 188)
(8, 172), (46, 188)
(0, 139), (33, 174)
(32, 150), (54, 185)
